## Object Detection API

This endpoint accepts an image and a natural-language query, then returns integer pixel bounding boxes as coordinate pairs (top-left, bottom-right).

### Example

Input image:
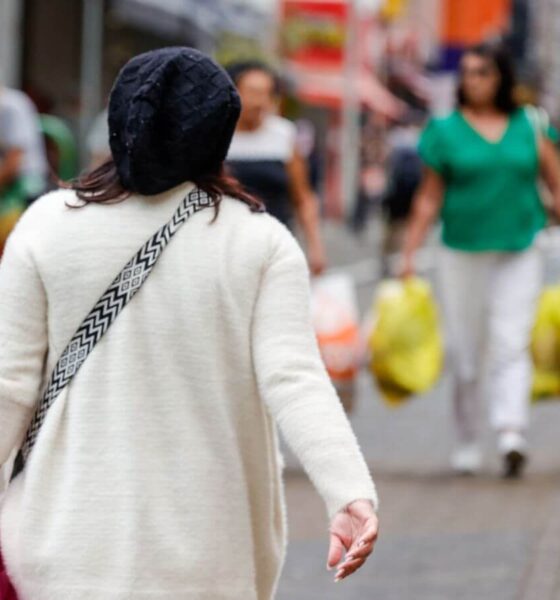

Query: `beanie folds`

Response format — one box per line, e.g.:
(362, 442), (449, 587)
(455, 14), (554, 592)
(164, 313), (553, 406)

(109, 47), (241, 195)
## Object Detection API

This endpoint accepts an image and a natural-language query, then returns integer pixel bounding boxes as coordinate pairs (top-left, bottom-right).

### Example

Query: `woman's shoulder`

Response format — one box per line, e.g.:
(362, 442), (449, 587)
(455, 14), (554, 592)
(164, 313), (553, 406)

(24, 188), (79, 217)
(219, 196), (303, 259)
(219, 195), (291, 234)
(9, 189), (79, 241)
(228, 116), (296, 162)
(424, 111), (461, 132)
(420, 112), (463, 150)
(265, 115), (297, 138)
(510, 105), (537, 127)
(264, 116), (297, 159)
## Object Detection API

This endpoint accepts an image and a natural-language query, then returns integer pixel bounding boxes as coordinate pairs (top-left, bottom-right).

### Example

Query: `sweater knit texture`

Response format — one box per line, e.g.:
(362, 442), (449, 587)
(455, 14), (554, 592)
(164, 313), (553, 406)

(0, 184), (377, 600)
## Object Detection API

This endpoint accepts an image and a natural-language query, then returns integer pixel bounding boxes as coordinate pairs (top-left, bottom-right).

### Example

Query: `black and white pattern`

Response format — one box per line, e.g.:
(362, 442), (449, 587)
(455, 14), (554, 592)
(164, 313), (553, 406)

(13, 187), (214, 475)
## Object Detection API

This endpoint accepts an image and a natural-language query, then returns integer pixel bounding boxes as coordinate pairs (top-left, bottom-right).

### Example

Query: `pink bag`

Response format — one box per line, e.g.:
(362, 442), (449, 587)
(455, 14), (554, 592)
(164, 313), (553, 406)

(0, 550), (18, 599)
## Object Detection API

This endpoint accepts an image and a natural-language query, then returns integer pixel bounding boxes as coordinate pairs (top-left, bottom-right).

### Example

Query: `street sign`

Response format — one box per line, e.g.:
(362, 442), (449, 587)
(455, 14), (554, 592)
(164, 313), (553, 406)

(281, 0), (348, 69)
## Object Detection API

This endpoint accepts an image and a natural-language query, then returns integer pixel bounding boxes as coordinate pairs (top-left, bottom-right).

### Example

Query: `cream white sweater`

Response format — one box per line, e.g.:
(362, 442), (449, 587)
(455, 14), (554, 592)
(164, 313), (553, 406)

(0, 183), (377, 600)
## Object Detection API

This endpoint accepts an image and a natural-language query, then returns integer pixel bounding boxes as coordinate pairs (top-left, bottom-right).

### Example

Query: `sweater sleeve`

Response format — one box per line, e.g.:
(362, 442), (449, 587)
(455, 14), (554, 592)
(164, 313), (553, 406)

(0, 231), (48, 466)
(251, 228), (378, 518)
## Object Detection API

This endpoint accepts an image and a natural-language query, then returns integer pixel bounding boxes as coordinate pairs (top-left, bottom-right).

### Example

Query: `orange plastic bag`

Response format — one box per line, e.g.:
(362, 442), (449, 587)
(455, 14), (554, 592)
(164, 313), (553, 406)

(311, 273), (361, 384)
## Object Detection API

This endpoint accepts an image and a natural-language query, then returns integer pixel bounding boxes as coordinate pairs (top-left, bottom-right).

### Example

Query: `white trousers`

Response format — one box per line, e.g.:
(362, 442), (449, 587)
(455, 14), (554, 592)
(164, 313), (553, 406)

(438, 247), (542, 442)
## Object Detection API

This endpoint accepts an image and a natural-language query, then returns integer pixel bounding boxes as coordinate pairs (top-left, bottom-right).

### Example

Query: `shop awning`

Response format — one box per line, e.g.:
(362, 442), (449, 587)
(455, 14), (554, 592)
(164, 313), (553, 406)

(287, 65), (406, 118)
(111, 0), (267, 41)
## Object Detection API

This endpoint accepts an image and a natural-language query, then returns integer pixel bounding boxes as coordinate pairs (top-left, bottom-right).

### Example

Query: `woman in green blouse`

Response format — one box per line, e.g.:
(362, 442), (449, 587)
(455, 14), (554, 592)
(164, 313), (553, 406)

(402, 43), (560, 478)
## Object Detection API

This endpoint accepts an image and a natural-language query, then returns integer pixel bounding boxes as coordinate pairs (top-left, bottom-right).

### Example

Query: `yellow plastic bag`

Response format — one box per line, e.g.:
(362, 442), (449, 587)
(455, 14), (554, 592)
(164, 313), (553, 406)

(368, 278), (443, 406)
(531, 286), (560, 400)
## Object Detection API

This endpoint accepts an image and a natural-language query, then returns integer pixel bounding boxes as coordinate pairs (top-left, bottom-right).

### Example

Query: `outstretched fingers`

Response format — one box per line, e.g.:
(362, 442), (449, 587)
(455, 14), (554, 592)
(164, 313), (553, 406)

(334, 519), (379, 582)
(358, 519), (379, 548)
(335, 556), (367, 582)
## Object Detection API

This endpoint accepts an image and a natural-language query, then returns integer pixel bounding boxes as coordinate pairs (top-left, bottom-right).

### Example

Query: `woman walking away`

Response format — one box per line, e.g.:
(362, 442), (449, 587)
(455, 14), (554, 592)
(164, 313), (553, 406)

(226, 60), (327, 275)
(402, 43), (560, 478)
(0, 48), (378, 600)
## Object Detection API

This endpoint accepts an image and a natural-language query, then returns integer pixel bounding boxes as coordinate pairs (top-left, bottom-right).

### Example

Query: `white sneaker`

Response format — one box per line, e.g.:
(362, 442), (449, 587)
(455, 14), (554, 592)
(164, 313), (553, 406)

(498, 431), (528, 479)
(451, 443), (482, 475)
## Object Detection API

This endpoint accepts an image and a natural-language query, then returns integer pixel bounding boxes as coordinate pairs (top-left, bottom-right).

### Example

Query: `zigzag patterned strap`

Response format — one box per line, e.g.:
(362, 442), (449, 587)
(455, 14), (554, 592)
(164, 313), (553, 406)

(12, 187), (215, 478)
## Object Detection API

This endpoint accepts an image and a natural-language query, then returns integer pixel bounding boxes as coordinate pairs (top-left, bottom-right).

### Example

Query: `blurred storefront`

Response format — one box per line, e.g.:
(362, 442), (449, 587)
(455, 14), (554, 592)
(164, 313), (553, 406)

(282, 0), (402, 114)
(439, 0), (511, 69)
(277, 0), (459, 218)
(280, 0), (407, 218)
(529, 0), (560, 121)
(4, 0), (535, 214)
(0, 0), (24, 87)
(111, 0), (271, 54)
(8, 0), (272, 163)
(279, 0), (521, 219)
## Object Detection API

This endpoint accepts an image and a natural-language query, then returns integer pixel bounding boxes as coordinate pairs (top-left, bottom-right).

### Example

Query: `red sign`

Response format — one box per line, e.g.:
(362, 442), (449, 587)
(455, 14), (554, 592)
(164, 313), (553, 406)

(281, 0), (348, 69)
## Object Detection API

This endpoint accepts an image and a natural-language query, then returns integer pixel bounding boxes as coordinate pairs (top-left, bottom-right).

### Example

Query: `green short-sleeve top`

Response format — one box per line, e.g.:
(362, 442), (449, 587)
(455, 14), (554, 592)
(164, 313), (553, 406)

(418, 108), (549, 252)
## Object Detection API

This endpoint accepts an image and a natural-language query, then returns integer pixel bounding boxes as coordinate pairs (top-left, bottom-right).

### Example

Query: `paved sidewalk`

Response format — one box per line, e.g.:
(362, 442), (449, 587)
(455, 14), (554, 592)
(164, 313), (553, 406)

(276, 221), (560, 600)
(278, 371), (560, 600)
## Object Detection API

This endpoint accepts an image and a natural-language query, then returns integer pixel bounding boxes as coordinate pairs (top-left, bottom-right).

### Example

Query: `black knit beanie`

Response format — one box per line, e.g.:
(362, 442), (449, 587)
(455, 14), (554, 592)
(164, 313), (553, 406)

(108, 47), (241, 195)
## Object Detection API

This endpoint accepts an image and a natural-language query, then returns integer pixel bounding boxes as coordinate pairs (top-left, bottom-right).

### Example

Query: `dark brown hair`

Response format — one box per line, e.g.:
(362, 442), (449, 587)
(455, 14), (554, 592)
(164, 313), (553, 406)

(67, 159), (264, 216)
(457, 43), (518, 114)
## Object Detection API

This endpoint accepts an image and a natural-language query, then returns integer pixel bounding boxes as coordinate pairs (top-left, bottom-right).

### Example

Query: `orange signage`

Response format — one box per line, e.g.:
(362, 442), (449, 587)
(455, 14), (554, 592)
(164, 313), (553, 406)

(441, 0), (511, 45)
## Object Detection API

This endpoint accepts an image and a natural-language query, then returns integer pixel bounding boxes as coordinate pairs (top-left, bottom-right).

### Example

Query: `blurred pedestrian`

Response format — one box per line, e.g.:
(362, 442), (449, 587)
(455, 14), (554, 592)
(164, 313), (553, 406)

(226, 60), (327, 275)
(295, 118), (322, 193)
(402, 43), (560, 477)
(0, 48), (378, 599)
(0, 86), (48, 254)
(381, 109), (425, 275)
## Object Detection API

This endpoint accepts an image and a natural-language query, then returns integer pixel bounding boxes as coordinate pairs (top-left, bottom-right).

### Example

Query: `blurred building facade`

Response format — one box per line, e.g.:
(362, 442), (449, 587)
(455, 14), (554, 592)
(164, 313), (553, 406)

(1, 0), (274, 156)
(529, 0), (560, 121)
(0, 0), (24, 87)
(5, 0), (556, 216)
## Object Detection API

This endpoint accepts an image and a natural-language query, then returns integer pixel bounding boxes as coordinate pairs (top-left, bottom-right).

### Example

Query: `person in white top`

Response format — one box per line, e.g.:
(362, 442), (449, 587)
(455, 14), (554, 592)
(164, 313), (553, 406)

(0, 86), (47, 200)
(0, 48), (378, 600)
(226, 61), (327, 276)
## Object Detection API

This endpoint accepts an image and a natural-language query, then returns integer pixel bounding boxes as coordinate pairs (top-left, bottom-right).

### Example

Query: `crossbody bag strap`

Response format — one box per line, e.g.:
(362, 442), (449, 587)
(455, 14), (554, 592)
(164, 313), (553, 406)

(12, 187), (215, 478)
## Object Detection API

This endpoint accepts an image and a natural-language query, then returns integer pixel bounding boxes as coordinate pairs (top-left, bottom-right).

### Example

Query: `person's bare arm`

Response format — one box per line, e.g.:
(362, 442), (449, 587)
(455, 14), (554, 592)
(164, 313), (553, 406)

(286, 150), (326, 275)
(0, 148), (23, 189)
(401, 168), (445, 277)
(540, 137), (560, 219)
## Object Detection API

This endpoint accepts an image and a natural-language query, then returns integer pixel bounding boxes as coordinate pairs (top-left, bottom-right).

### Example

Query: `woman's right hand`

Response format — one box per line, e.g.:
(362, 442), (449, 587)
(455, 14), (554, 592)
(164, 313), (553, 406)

(327, 499), (379, 583)
(399, 253), (415, 279)
(397, 167), (444, 280)
(308, 241), (327, 277)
